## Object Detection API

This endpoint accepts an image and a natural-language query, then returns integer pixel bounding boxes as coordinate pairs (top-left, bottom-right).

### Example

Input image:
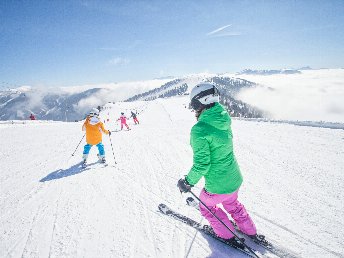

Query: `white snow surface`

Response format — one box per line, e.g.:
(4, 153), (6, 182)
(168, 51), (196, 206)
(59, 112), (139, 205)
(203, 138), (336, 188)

(1, 96), (343, 258)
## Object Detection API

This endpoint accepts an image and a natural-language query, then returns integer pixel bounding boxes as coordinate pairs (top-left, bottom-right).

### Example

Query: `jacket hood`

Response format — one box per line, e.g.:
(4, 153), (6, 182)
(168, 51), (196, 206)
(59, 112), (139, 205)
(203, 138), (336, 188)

(198, 103), (230, 130)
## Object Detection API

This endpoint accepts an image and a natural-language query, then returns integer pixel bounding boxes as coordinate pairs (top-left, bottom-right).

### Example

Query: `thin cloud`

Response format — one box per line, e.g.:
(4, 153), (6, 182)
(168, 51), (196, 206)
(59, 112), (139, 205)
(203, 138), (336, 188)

(207, 24), (241, 37)
(207, 24), (232, 36)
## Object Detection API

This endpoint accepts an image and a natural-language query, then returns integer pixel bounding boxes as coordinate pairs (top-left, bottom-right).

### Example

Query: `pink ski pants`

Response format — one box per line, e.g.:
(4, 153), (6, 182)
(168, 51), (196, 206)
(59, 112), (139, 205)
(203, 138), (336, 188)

(121, 122), (129, 130)
(199, 188), (256, 239)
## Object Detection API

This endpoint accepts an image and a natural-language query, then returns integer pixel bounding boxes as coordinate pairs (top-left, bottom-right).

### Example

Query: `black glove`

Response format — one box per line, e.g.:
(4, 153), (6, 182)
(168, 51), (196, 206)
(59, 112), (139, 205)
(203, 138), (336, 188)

(177, 178), (193, 193)
(108, 131), (111, 135)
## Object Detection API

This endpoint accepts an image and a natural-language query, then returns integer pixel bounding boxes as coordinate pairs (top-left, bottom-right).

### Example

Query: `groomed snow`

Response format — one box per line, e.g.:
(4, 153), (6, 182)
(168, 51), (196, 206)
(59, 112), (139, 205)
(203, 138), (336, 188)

(1, 96), (343, 258)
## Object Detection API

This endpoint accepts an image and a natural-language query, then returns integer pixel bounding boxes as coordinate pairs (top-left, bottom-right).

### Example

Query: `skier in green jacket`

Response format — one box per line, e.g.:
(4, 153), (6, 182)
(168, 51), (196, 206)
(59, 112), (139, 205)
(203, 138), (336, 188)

(178, 83), (257, 247)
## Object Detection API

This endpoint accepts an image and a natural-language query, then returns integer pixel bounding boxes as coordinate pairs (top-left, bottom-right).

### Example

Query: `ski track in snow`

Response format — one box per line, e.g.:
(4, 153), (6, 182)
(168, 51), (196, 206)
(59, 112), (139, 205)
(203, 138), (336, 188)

(1, 97), (343, 258)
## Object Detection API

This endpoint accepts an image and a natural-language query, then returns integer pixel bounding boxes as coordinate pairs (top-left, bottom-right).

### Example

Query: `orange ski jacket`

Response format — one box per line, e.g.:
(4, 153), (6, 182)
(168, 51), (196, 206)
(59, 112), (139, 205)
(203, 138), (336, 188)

(82, 118), (109, 145)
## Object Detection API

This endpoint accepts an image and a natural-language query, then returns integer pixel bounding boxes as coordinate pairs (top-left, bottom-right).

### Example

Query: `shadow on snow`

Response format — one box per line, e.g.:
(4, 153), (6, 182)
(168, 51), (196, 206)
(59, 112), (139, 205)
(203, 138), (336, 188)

(39, 162), (97, 182)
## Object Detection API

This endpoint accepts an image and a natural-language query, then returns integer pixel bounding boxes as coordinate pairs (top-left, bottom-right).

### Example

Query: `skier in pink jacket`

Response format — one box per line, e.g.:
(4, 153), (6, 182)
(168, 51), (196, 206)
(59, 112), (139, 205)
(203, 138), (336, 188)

(117, 112), (130, 130)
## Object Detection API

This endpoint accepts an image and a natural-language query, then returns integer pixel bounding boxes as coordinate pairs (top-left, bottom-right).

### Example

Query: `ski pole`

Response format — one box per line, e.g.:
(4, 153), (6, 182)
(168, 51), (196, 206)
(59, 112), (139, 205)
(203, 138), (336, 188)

(71, 134), (85, 156)
(189, 190), (259, 258)
(108, 134), (117, 164)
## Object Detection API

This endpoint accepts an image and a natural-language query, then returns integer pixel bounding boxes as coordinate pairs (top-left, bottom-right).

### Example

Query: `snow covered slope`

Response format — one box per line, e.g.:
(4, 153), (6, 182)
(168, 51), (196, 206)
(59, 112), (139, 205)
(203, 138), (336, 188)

(1, 97), (343, 258)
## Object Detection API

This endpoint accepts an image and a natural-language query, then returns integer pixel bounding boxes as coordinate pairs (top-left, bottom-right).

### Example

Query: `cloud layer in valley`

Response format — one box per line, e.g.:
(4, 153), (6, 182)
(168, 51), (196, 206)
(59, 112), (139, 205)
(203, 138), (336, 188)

(71, 82), (157, 115)
(0, 79), (172, 121)
(236, 69), (344, 123)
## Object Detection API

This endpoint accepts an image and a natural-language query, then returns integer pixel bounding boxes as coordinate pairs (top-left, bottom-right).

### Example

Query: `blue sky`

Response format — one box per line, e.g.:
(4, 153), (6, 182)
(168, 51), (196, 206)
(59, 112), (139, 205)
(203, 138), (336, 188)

(1, 0), (344, 87)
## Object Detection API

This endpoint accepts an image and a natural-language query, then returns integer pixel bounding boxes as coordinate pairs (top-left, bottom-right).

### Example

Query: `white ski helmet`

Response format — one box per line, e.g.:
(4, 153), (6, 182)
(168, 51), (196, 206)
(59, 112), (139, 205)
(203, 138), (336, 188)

(190, 83), (219, 111)
(88, 109), (99, 117)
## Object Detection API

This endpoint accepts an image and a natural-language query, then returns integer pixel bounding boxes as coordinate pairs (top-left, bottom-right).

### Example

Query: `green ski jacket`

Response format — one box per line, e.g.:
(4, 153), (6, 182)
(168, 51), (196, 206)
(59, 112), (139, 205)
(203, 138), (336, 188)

(186, 103), (243, 194)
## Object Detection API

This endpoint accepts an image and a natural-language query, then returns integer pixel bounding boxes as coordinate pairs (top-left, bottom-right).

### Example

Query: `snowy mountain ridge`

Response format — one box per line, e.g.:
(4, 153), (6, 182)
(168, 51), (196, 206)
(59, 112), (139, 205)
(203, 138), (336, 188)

(0, 74), (263, 121)
(1, 68), (343, 123)
(126, 75), (264, 118)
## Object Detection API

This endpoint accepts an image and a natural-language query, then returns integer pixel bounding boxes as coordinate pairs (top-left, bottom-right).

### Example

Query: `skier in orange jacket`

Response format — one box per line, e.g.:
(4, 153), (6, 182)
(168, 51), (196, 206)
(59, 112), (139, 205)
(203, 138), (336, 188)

(82, 110), (110, 166)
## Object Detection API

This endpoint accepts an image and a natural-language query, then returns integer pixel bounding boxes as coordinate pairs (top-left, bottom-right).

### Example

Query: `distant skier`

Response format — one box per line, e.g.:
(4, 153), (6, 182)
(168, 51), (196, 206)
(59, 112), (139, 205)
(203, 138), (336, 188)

(177, 83), (257, 248)
(29, 113), (36, 120)
(130, 111), (139, 124)
(82, 110), (111, 166)
(117, 112), (130, 130)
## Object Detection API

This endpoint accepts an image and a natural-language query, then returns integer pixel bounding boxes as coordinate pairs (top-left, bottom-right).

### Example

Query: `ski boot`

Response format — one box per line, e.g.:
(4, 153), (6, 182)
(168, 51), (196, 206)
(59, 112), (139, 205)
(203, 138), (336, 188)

(97, 154), (107, 163)
(203, 225), (246, 250)
(82, 154), (88, 168)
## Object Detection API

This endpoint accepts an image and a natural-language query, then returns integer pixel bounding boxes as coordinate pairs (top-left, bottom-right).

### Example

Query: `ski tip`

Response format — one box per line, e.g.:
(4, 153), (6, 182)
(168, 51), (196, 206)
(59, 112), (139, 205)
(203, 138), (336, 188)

(186, 197), (194, 204)
(158, 204), (170, 215)
(158, 203), (166, 210)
